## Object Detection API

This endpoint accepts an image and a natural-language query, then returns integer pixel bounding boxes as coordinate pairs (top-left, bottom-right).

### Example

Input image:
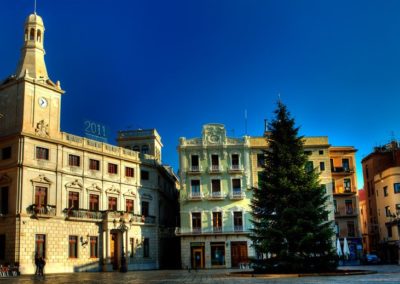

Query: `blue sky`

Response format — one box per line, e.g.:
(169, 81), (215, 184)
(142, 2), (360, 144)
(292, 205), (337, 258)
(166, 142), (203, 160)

(1, 1), (400, 187)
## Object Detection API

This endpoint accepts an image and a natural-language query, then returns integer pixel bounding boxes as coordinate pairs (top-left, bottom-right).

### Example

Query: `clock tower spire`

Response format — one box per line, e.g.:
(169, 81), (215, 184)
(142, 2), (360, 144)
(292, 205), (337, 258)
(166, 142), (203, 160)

(15, 12), (49, 80)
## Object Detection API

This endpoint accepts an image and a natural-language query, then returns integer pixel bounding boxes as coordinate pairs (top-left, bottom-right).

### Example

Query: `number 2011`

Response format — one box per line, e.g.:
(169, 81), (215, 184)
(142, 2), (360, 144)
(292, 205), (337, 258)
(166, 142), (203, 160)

(84, 121), (106, 137)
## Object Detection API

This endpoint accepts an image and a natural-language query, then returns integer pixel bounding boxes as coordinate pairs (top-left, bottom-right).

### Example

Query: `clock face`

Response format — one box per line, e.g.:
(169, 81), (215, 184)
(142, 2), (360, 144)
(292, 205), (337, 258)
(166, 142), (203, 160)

(38, 97), (48, 108)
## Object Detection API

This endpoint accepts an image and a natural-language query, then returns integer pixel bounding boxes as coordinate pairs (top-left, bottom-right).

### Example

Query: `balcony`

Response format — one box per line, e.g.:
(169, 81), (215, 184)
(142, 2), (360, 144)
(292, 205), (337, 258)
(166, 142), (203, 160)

(332, 167), (354, 175)
(187, 191), (203, 201)
(333, 186), (356, 195)
(27, 204), (56, 218)
(209, 165), (222, 174)
(175, 226), (250, 236)
(230, 190), (246, 200)
(63, 208), (103, 221)
(208, 191), (225, 200)
(334, 206), (358, 217)
(187, 165), (202, 174)
(229, 164), (244, 173)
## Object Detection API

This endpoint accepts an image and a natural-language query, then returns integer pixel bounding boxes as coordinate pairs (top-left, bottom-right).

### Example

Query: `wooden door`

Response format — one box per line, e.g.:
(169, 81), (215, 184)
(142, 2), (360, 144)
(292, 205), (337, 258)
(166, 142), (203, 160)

(191, 247), (204, 269)
(231, 242), (248, 268)
(110, 232), (119, 270)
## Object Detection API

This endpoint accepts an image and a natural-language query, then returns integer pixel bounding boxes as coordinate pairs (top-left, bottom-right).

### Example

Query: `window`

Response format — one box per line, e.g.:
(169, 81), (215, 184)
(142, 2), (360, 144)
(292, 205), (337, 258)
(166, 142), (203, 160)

(211, 179), (221, 196)
(191, 155), (199, 171)
(89, 159), (100, 171)
(319, 162), (325, 171)
(35, 186), (47, 207)
(141, 201), (149, 217)
(69, 236), (78, 258)
(387, 226), (393, 238)
(126, 199), (134, 213)
(90, 237), (98, 258)
(141, 170), (149, 180)
(394, 183), (400, 194)
(0, 235), (4, 259)
(36, 147), (49, 160)
(0, 187), (8, 215)
(342, 158), (350, 171)
(396, 204), (400, 215)
(304, 150), (312, 155)
(68, 192), (79, 210)
(384, 186), (388, 197)
(143, 238), (149, 257)
(130, 238), (134, 258)
(211, 154), (219, 170)
(108, 163), (118, 174)
(125, 167), (134, 177)
(305, 161), (314, 173)
(68, 154), (80, 167)
(231, 154), (239, 169)
(191, 180), (200, 197)
(89, 194), (99, 211)
(132, 145), (140, 152)
(1, 147), (11, 160)
(385, 206), (391, 217)
(257, 153), (265, 167)
(30, 28), (34, 40)
(319, 150), (324, 155)
(347, 221), (355, 237)
(234, 212), (243, 231)
(333, 199), (337, 214)
(192, 212), (201, 232)
(108, 197), (117, 211)
(345, 200), (353, 214)
(213, 212), (222, 232)
(35, 234), (46, 258)
(344, 178), (351, 192)
(211, 242), (225, 266)
(232, 179), (241, 195)
(141, 145), (149, 154)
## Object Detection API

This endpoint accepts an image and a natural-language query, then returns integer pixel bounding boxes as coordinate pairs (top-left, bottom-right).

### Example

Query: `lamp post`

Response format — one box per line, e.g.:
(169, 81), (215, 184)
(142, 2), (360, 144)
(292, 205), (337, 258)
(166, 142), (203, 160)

(118, 220), (129, 273)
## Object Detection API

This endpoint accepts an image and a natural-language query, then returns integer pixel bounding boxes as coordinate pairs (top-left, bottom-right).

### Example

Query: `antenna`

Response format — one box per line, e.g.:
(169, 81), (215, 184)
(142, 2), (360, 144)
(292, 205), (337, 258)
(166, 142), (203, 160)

(244, 109), (248, 135)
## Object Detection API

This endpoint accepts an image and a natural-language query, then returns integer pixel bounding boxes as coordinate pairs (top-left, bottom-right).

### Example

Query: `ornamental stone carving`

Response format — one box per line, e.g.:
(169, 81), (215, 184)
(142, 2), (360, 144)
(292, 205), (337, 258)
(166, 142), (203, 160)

(202, 124), (226, 145)
(35, 120), (49, 137)
(106, 185), (120, 194)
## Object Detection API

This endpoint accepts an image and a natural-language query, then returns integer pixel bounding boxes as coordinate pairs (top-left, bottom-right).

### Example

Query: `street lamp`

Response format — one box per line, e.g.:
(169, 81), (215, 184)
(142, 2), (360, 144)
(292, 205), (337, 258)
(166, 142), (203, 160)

(117, 219), (129, 273)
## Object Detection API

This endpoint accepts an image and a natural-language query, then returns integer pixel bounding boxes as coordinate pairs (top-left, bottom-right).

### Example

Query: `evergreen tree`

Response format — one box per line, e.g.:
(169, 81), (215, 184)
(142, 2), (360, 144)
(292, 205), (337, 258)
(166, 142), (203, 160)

(250, 101), (337, 273)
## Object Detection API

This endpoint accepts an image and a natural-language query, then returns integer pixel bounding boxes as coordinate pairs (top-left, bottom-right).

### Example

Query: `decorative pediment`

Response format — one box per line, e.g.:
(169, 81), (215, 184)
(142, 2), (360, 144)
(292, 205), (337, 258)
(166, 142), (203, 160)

(123, 190), (136, 197)
(65, 179), (83, 190)
(190, 206), (202, 213)
(141, 193), (153, 200)
(0, 173), (11, 185)
(106, 185), (120, 194)
(230, 206), (244, 212)
(211, 206), (223, 212)
(87, 183), (102, 192)
(31, 175), (52, 184)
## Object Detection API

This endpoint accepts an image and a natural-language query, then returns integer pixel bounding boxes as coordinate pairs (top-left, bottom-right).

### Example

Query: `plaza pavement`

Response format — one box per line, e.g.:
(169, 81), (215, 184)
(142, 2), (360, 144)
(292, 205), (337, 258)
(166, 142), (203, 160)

(1, 265), (400, 284)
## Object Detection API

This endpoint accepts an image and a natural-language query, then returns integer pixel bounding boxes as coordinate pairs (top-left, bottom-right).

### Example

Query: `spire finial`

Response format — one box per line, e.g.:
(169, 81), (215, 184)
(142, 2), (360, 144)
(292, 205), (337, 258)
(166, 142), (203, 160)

(34, 0), (37, 14)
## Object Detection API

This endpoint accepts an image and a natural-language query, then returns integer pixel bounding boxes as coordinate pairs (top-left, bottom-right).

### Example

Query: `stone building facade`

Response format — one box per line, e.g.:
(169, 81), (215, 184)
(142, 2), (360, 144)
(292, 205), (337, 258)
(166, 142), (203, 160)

(0, 13), (179, 274)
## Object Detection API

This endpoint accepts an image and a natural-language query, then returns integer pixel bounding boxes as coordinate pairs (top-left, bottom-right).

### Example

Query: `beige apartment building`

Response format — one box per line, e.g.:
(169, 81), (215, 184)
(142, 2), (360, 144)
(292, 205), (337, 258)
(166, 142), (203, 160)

(0, 13), (179, 274)
(330, 146), (362, 261)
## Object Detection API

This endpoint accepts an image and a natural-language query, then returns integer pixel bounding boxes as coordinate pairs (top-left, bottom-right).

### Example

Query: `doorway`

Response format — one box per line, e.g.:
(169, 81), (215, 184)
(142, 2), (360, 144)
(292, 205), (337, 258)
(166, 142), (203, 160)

(110, 232), (119, 270)
(231, 241), (248, 268)
(191, 245), (205, 269)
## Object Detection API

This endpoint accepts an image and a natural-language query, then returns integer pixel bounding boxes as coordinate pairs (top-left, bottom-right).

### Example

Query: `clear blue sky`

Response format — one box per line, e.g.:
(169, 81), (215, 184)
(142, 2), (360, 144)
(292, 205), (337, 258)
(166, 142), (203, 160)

(2, 1), (400, 188)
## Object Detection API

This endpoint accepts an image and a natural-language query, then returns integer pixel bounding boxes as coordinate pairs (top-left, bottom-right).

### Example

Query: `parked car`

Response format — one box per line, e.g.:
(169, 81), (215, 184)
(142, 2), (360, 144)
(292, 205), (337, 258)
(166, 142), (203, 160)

(361, 253), (381, 264)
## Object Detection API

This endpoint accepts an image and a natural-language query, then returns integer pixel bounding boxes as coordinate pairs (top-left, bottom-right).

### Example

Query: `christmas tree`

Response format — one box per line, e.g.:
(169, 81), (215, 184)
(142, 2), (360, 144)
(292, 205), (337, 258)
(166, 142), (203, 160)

(250, 101), (337, 273)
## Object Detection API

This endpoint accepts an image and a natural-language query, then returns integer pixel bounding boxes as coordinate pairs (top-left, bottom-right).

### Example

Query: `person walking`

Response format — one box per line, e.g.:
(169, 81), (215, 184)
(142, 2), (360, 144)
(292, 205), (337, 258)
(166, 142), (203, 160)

(38, 256), (46, 277)
(34, 253), (39, 275)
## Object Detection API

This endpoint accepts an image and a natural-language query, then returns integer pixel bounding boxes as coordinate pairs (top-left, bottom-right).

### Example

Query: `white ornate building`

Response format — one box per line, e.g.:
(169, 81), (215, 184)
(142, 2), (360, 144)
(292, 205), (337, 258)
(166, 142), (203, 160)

(0, 12), (179, 274)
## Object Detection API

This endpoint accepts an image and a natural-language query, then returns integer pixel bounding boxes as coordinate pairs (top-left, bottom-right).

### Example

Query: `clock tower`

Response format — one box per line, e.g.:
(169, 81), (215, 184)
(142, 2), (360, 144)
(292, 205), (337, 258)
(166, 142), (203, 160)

(0, 12), (64, 139)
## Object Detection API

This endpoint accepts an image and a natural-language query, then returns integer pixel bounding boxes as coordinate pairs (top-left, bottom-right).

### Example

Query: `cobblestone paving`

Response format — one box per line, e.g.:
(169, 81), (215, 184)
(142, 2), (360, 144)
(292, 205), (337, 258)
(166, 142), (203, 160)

(1, 265), (399, 284)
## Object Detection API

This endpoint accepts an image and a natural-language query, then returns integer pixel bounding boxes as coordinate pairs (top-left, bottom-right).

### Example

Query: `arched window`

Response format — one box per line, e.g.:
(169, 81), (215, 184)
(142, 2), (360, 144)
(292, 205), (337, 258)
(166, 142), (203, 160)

(132, 146), (140, 152)
(30, 28), (35, 40)
(37, 30), (41, 42)
(24, 29), (28, 41)
(141, 145), (149, 154)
